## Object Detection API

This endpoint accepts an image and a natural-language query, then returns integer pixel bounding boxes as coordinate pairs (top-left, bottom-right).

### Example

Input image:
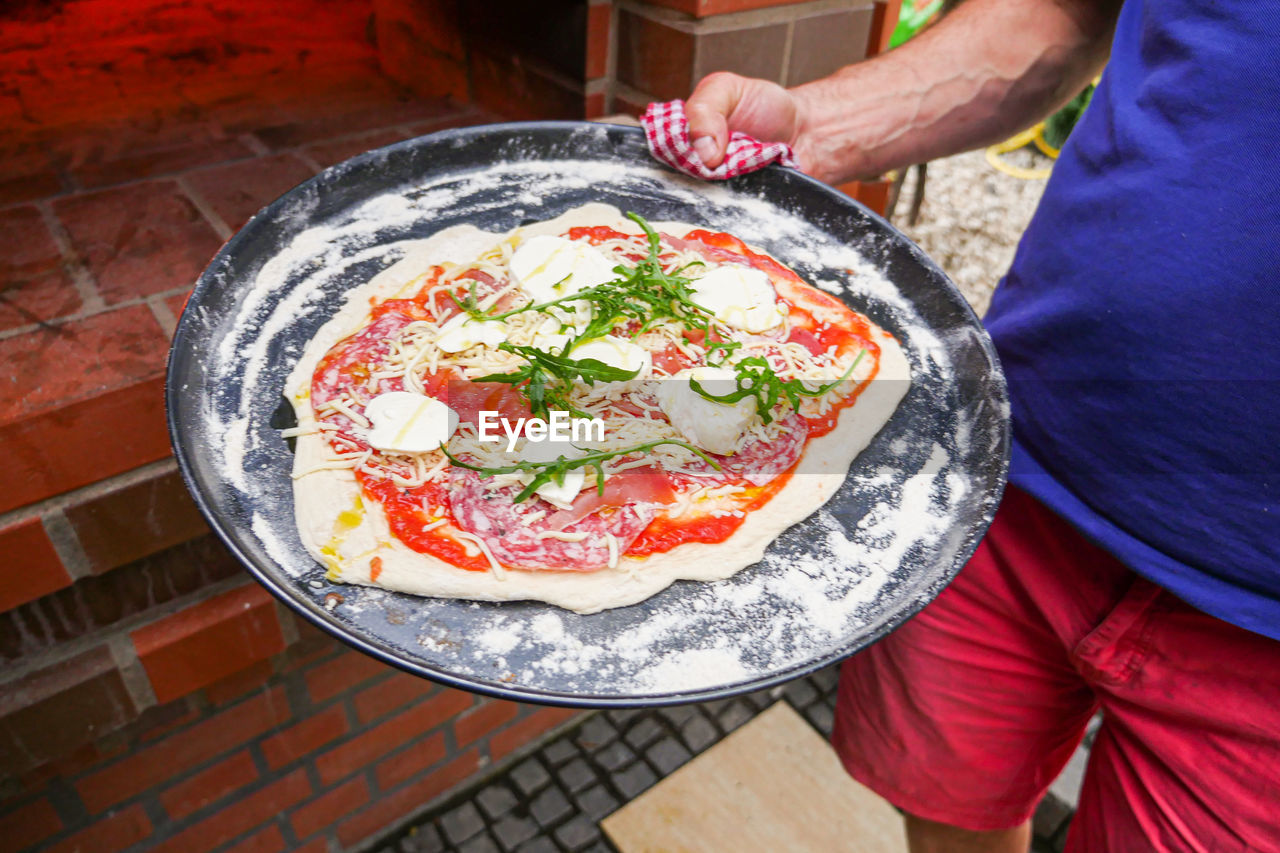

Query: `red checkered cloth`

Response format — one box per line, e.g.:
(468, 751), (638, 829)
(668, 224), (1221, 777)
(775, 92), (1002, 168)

(642, 99), (799, 181)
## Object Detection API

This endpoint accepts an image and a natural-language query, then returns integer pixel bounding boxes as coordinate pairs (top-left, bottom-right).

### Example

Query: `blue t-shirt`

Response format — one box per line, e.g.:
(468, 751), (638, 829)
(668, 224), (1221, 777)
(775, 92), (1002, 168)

(984, 0), (1280, 639)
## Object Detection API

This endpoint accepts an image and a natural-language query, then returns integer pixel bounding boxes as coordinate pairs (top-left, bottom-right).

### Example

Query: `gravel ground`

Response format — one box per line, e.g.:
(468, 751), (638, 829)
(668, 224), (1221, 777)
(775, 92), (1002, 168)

(890, 147), (1053, 317)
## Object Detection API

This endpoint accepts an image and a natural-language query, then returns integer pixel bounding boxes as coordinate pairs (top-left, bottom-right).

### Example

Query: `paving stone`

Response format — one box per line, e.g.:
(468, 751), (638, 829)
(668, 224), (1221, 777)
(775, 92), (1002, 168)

(680, 715), (719, 752)
(458, 833), (502, 853)
(606, 709), (644, 726)
(477, 784), (519, 819)
(742, 688), (775, 710)
(574, 716), (618, 751)
(510, 758), (551, 795)
(718, 700), (755, 732)
(529, 785), (573, 828)
(804, 702), (836, 735)
(593, 740), (634, 772)
(515, 839), (559, 853)
(611, 761), (658, 800)
(492, 814), (539, 851)
(646, 737), (692, 775)
(553, 815), (600, 851)
(810, 666), (838, 693)
(441, 802), (487, 845)
(621, 717), (663, 750)
(399, 822), (447, 852)
(574, 785), (619, 822)
(783, 677), (819, 707)
(559, 757), (598, 793)
(580, 843), (615, 853)
(541, 738), (577, 766)
(658, 705), (698, 727)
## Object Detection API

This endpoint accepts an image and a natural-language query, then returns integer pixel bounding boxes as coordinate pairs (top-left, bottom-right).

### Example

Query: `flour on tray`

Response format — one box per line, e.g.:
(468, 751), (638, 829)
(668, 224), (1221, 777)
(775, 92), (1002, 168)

(195, 142), (978, 698)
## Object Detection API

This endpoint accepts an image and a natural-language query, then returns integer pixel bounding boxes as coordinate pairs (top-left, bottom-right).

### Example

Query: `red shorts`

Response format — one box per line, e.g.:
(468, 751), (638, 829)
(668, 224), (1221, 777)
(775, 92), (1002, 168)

(832, 485), (1280, 852)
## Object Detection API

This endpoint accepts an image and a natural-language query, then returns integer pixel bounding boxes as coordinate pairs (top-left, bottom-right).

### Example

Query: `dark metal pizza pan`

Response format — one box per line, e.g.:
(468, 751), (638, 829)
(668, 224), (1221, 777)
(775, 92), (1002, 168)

(166, 121), (1008, 708)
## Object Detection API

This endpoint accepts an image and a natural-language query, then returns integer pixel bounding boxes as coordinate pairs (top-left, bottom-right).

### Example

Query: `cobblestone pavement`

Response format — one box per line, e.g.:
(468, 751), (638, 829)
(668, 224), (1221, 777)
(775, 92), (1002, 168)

(374, 666), (1085, 853)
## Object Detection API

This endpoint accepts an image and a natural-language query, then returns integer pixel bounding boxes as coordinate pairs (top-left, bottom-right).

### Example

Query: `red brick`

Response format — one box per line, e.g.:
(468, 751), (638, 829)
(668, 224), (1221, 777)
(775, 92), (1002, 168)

(137, 700), (200, 742)
(149, 770), (311, 853)
(223, 824), (286, 853)
(260, 704), (348, 770)
(0, 205), (81, 333)
(470, 48), (586, 121)
(76, 687), (290, 812)
(401, 107), (502, 140)
(616, 11), (695, 102)
(204, 660), (275, 706)
(315, 690), (471, 786)
(165, 289), (192, 324)
(585, 91), (607, 119)
(643, 0), (805, 16)
(72, 135), (256, 190)
(53, 181), (223, 304)
(454, 699), (521, 747)
(373, 731), (447, 791)
(586, 3), (611, 79)
(289, 775), (370, 839)
(291, 839), (330, 853)
(63, 467), (209, 575)
(303, 129), (410, 169)
(336, 749), (482, 848)
(352, 671), (438, 723)
(0, 517), (73, 612)
(0, 305), (168, 425)
(0, 646), (136, 774)
(44, 803), (151, 853)
(252, 97), (465, 150)
(131, 583), (286, 704)
(490, 707), (582, 761)
(0, 169), (62, 208)
(0, 798), (63, 850)
(0, 375), (170, 513)
(159, 750), (259, 820)
(305, 649), (390, 704)
(183, 155), (316, 231)
(373, 1), (469, 103)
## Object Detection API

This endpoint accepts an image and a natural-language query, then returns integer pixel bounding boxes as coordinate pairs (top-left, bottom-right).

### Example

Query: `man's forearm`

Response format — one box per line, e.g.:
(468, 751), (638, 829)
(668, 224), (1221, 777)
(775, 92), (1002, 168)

(792, 0), (1119, 182)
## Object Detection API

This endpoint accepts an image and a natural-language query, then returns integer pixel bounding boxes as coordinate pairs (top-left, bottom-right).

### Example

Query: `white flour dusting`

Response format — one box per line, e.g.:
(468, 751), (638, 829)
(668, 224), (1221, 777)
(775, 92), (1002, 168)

(191, 139), (997, 698)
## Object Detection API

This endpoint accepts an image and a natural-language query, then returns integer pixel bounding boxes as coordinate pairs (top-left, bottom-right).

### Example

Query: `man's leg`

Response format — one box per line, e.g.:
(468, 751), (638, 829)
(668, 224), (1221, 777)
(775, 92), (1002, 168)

(1064, 585), (1280, 853)
(831, 485), (1131, 845)
(905, 815), (1030, 853)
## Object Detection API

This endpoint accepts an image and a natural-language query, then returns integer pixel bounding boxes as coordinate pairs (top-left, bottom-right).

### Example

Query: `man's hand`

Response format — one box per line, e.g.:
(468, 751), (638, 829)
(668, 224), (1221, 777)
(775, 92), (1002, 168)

(681, 0), (1120, 186)
(686, 73), (811, 174)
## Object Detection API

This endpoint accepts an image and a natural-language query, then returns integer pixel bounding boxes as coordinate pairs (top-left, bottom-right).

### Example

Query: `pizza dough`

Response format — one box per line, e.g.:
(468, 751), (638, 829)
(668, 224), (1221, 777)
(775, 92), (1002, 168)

(285, 204), (910, 613)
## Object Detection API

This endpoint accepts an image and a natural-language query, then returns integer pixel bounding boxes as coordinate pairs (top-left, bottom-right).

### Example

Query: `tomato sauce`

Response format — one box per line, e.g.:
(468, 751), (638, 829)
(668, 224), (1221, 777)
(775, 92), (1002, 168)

(318, 225), (893, 568)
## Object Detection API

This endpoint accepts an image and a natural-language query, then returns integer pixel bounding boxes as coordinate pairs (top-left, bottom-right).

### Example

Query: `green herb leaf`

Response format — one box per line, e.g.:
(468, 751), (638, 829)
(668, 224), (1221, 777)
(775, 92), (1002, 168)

(441, 439), (720, 504)
(690, 350), (865, 424)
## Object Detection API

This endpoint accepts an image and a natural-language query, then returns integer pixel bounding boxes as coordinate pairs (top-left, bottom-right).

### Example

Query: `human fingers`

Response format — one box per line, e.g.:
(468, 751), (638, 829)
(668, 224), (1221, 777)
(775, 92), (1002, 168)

(685, 71), (745, 169)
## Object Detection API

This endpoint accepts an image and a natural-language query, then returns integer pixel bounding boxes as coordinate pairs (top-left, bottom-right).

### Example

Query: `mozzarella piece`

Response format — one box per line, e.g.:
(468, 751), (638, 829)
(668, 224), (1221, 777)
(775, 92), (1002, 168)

(510, 235), (618, 302)
(689, 265), (786, 333)
(435, 313), (507, 353)
(569, 336), (651, 377)
(365, 392), (458, 454)
(533, 468), (585, 509)
(654, 367), (759, 455)
(518, 438), (587, 508)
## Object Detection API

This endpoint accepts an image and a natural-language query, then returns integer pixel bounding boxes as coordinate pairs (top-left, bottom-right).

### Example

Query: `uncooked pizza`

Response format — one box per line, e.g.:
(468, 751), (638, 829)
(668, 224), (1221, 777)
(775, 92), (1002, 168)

(284, 203), (910, 613)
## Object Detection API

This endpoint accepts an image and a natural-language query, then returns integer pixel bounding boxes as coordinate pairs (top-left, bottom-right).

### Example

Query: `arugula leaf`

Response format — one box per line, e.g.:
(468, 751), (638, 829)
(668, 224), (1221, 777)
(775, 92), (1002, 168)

(690, 350), (865, 424)
(442, 439), (720, 503)
(472, 342), (640, 420)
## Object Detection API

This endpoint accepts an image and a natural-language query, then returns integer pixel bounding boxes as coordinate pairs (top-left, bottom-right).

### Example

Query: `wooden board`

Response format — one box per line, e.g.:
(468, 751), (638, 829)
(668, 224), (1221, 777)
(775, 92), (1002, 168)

(603, 702), (907, 853)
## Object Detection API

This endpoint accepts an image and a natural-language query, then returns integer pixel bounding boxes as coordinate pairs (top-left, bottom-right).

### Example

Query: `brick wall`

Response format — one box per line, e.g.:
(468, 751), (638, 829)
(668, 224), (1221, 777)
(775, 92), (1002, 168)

(1, 598), (579, 852)
(1, 3), (900, 849)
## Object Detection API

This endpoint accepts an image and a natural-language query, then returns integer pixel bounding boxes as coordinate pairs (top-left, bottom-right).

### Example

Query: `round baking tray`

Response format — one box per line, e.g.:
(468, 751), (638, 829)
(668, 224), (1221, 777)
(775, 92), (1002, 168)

(167, 121), (1008, 707)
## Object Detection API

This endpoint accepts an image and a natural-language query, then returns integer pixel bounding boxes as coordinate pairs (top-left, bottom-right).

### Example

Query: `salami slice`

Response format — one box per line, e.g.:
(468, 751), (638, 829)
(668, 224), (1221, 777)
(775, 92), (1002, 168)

(676, 412), (809, 488)
(448, 469), (656, 571)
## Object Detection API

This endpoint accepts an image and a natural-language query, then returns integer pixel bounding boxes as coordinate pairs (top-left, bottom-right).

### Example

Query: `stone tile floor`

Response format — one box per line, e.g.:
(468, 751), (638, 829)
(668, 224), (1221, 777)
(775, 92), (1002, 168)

(374, 666), (1089, 853)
